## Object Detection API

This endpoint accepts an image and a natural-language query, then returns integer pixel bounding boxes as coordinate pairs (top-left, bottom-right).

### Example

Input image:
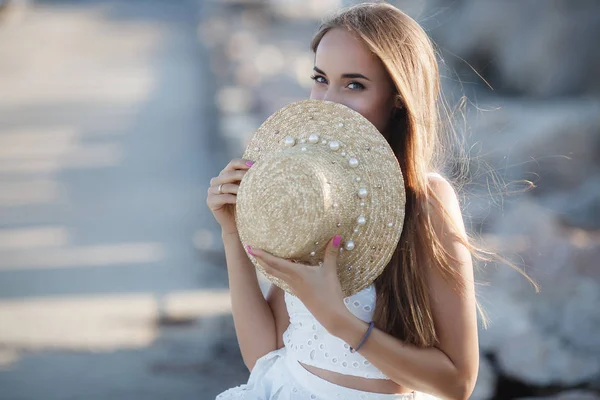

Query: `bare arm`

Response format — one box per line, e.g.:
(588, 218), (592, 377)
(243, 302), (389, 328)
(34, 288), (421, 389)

(208, 158), (290, 370)
(222, 232), (290, 370)
(329, 175), (479, 400)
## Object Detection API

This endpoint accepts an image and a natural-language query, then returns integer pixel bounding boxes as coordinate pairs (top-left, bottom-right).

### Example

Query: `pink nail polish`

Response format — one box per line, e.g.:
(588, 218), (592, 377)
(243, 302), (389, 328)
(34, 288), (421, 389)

(246, 161), (254, 167)
(246, 245), (255, 256)
(333, 235), (342, 248)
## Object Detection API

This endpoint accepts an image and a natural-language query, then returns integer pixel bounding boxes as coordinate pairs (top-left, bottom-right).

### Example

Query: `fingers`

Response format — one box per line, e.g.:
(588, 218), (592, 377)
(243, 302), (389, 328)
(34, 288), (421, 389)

(207, 158), (254, 203)
(247, 246), (298, 279)
(206, 193), (236, 210)
(208, 159), (254, 195)
(323, 235), (342, 270)
(207, 183), (238, 196)
(256, 258), (288, 282)
(210, 169), (247, 187)
(222, 158), (254, 173)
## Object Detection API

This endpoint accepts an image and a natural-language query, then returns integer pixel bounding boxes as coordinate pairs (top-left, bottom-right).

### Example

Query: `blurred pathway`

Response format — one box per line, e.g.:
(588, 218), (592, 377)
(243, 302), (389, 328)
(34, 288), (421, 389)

(0, 1), (245, 399)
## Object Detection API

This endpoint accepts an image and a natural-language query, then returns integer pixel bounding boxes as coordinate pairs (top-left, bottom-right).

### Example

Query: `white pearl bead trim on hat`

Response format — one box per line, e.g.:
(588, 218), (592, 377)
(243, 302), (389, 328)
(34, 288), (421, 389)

(284, 136), (296, 147)
(308, 134), (320, 144)
(280, 131), (392, 260)
(236, 99), (406, 297)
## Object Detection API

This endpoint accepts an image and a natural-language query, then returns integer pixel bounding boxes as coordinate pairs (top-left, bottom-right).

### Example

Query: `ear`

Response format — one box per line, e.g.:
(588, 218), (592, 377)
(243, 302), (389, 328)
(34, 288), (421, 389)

(394, 94), (404, 109)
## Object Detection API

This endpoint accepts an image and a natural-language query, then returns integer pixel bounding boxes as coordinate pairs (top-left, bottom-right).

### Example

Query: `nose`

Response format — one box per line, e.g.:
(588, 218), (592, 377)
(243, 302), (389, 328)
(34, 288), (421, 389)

(322, 89), (339, 103)
(310, 86), (348, 107)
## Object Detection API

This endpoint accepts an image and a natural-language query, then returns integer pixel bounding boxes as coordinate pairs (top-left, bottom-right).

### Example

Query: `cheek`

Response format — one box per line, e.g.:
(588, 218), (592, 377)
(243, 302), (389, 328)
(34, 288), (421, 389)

(308, 88), (392, 132)
(345, 95), (391, 132)
(310, 86), (325, 101)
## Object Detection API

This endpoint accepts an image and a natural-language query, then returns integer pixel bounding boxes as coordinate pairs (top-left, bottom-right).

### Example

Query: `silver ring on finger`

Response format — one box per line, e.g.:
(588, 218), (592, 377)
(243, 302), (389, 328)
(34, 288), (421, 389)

(217, 183), (224, 195)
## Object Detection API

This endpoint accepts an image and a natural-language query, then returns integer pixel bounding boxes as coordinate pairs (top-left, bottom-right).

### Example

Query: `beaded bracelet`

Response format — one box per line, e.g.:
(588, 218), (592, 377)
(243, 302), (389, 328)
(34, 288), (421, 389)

(350, 321), (375, 353)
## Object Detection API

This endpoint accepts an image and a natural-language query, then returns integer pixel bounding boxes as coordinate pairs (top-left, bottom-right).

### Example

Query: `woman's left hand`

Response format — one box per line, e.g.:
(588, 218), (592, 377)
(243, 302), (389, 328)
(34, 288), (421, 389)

(246, 235), (350, 333)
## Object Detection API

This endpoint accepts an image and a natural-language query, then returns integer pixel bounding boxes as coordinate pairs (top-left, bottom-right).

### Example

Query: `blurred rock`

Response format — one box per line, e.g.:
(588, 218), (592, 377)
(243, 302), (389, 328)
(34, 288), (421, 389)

(544, 175), (600, 230)
(517, 390), (600, 400)
(478, 200), (600, 386)
(461, 98), (600, 230)
(495, 328), (600, 386)
(424, 0), (600, 97)
(470, 356), (496, 400)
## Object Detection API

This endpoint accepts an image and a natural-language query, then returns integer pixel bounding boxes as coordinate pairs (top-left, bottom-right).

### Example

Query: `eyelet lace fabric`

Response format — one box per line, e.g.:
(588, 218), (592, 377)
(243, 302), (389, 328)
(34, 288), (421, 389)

(215, 283), (444, 399)
(283, 283), (388, 379)
(216, 347), (428, 400)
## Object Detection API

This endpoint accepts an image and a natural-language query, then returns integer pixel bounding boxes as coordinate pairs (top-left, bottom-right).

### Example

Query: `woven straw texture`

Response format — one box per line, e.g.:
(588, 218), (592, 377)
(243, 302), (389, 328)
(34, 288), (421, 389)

(236, 100), (406, 297)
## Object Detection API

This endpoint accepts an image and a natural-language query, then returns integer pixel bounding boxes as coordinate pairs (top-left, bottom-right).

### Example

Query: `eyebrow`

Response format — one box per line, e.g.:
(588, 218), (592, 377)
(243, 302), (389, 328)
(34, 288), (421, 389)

(313, 66), (371, 81)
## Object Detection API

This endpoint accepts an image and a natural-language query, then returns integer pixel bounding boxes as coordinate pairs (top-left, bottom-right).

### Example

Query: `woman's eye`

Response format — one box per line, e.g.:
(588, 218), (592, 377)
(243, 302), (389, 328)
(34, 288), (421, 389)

(348, 82), (365, 90)
(311, 75), (327, 84)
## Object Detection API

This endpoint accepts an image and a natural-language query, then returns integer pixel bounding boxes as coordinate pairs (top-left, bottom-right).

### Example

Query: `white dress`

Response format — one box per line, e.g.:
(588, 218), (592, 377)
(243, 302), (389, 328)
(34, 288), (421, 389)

(216, 284), (442, 400)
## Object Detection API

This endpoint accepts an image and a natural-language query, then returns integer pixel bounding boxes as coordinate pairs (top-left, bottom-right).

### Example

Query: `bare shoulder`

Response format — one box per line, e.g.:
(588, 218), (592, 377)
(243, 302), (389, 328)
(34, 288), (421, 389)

(424, 173), (479, 388)
(426, 172), (466, 236)
(427, 172), (458, 204)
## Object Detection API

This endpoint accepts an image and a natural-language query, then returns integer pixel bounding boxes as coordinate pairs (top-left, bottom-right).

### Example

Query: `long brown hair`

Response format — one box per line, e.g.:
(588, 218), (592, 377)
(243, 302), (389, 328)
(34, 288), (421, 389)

(311, 2), (538, 347)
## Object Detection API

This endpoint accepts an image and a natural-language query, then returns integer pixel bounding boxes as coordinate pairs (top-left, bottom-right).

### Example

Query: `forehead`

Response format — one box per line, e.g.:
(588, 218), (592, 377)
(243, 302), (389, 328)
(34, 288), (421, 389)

(315, 28), (387, 77)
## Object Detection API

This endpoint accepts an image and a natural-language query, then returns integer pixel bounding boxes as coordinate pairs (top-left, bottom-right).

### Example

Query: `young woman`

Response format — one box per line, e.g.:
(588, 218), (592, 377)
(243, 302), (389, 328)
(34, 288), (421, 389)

(207, 3), (482, 399)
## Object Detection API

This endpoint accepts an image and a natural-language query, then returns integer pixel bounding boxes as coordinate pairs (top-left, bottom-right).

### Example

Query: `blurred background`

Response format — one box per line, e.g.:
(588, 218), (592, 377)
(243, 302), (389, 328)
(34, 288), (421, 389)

(0, 0), (598, 399)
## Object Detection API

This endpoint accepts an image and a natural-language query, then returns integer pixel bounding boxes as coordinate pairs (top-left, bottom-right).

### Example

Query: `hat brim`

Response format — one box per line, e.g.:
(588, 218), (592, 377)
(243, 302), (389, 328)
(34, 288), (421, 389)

(236, 100), (406, 297)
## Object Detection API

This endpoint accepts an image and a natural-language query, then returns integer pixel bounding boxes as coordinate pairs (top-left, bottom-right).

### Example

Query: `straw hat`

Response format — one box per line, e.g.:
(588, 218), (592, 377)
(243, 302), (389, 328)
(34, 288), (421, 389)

(236, 100), (406, 297)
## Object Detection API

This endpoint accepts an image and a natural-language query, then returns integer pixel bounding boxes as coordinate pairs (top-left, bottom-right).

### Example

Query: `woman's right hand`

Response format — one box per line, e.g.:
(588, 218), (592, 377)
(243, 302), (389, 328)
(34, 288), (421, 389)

(206, 158), (254, 235)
